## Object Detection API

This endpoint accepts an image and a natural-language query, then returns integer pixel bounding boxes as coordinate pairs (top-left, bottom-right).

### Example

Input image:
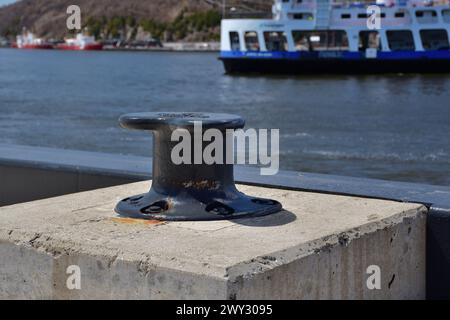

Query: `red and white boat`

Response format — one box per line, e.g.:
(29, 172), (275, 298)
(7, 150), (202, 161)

(15, 32), (53, 49)
(56, 34), (103, 51)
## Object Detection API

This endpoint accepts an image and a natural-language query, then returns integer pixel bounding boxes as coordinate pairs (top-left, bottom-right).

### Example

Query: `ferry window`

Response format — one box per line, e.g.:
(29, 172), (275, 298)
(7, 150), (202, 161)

(443, 10), (450, 23)
(420, 29), (450, 51)
(341, 13), (351, 19)
(395, 12), (405, 18)
(387, 30), (415, 51)
(292, 30), (349, 51)
(292, 13), (314, 20)
(358, 13), (385, 19)
(416, 10), (438, 23)
(264, 32), (288, 51)
(416, 10), (437, 18)
(359, 31), (381, 51)
(244, 31), (260, 51)
(229, 32), (241, 51)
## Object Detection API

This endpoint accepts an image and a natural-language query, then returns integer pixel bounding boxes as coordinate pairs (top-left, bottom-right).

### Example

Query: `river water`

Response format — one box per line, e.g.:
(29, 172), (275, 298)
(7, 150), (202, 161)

(1, 48), (449, 185)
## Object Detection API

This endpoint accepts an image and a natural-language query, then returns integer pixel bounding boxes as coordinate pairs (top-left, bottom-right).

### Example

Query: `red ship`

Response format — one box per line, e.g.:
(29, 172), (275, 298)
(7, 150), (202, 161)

(56, 34), (103, 51)
(16, 32), (53, 49)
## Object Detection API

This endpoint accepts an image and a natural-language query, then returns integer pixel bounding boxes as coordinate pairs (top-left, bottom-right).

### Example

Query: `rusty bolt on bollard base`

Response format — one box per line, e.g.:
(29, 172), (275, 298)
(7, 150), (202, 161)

(115, 112), (282, 221)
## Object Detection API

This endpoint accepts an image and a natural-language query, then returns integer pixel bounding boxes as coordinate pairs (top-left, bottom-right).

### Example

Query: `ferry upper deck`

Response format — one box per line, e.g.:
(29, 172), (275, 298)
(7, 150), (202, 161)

(220, 0), (450, 53)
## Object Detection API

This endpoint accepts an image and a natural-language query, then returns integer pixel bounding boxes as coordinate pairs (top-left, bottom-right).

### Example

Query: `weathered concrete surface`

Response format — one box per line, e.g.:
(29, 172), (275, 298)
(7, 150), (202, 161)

(0, 181), (427, 299)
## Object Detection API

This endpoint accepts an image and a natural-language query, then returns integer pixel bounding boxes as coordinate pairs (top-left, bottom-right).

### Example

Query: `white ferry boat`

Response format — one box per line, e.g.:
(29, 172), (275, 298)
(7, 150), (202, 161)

(219, 0), (450, 73)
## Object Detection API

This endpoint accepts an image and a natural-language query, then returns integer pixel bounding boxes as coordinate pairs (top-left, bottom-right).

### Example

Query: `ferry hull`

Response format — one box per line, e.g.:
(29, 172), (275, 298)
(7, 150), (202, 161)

(220, 57), (450, 74)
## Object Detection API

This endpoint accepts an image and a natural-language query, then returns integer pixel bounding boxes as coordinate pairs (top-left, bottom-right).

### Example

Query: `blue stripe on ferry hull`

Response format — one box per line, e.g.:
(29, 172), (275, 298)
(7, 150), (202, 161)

(220, 50), (450, 60)
(219, 50), (450, 74)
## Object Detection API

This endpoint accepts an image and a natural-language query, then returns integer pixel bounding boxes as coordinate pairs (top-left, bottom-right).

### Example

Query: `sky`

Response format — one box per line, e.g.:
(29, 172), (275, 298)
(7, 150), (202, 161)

(0, 0), (16, 6)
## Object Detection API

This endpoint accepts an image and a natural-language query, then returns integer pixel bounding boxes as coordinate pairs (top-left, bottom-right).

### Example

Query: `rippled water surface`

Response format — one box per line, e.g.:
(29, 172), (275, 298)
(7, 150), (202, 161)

(1, 48), (450, 185)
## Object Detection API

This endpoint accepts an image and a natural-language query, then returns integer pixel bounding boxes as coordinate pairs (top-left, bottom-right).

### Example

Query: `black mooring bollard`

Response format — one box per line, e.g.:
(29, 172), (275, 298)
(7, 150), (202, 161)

(115, 112), (282, 221)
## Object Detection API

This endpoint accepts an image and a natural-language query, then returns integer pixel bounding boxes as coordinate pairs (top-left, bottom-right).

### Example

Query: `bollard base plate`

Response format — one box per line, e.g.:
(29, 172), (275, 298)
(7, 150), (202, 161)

(115, 189), (282, 221)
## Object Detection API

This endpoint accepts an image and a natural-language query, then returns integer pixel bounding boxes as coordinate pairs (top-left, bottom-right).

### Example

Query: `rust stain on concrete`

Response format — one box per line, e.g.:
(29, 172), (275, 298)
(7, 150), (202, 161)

(110, 217), (164, 226)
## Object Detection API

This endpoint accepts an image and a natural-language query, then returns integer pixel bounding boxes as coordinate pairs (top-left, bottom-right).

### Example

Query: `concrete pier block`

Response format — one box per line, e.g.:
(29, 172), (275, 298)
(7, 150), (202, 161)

(0, 181), (426, 299)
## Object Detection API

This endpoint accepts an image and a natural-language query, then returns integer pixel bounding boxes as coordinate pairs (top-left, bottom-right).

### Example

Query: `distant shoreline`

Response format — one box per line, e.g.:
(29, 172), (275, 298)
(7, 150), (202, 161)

(0, 41), (220, 53)
(108, 41), (220, 52)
